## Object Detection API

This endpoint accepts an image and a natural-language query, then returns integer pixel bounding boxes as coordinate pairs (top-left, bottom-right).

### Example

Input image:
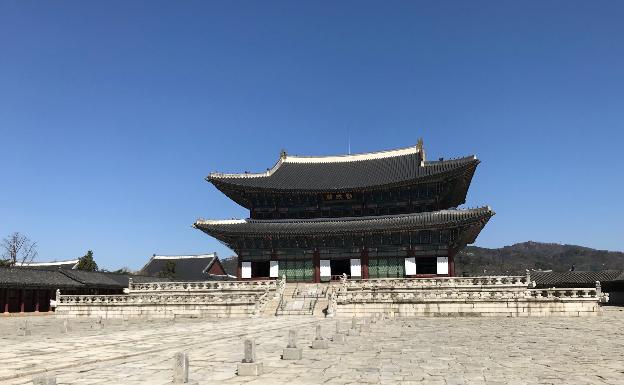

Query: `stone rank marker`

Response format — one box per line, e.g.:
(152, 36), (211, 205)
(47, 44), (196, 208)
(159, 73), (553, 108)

(333, 321), (346, 344)
(282, 330), (303, 360)
(32, 374), (56, 385)
(91, 316), (104, 330)
(237, 339), (263, 376)
(60, 319), (70, 334)
(172, 352), (198, 385)
(312, 324), (329, 349)
(360, 318), (371, 332)
(18, 320), (32, 336)
(348, 317), (360, 336)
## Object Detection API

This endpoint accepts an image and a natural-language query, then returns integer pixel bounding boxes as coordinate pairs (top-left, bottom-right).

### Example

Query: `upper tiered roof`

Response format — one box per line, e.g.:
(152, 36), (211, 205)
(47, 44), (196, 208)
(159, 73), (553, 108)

(208, 143), (479, 192)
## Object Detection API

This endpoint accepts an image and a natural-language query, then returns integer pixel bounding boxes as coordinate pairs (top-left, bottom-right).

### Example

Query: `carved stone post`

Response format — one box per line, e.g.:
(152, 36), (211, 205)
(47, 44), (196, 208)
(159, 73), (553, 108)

(348, 316), (360, 336)
(282, 330), (302, 360)
(333, 320), (346, 344)
(312, 324), (329, 349)
(172, 352), (198, 384)
(237, 339), (263, 376)
(18, 320), (31, 336)
(61, 319), (70, 334)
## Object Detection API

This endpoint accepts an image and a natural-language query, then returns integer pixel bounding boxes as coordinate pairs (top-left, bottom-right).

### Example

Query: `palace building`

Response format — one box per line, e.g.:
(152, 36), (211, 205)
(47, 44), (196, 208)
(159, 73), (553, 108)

(194, 140), (494, 282)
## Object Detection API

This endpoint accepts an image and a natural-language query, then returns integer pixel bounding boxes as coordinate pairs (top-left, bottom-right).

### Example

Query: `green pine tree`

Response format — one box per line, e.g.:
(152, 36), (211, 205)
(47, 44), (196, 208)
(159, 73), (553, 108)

(76, 250), (98, 271)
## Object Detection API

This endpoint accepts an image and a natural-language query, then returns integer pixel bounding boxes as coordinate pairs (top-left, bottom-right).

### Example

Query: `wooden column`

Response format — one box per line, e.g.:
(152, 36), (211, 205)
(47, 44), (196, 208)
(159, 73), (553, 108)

(313, 249), (320, 283)
(34, 289), (40, 312)
(48, 289), (53, 312)
(361, 248), (369, 279)
(3, 288), (8, 313)
(449, 255), (455, 277)
(237, 255), (242, 280)
(19, 289), (25, 313)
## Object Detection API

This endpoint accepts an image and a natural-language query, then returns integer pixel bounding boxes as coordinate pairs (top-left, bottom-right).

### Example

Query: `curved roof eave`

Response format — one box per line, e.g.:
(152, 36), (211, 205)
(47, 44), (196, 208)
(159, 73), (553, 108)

(193, 207), (495, 238)
(207, 155), (479, 193)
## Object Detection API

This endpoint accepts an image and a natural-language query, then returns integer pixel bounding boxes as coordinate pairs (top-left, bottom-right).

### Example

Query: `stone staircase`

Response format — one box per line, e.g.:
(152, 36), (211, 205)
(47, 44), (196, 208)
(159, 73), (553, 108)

(274, 283), (329, 316)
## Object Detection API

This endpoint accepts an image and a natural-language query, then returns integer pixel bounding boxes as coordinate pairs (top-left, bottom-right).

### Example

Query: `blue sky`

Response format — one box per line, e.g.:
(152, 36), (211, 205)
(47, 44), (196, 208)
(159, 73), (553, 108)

(1, 1), (623, 270)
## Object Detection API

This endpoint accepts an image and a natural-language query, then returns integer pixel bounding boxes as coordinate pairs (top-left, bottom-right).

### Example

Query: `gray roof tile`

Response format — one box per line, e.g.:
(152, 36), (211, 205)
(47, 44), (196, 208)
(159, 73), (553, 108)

(195, 207), (494, 238)
(209, 149), (478, 191)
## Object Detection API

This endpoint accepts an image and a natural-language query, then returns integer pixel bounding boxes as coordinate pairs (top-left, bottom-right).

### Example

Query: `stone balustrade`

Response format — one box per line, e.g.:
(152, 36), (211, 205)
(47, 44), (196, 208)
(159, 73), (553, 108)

(58, 293), (260, 306)
(336, 288), (606, 303)
(341, 276), (531, 292)
(129, 280), (277, 293)
(333, 276), (608, 317)
(54, 278), (286, 319)
(55, 291), (262, 319)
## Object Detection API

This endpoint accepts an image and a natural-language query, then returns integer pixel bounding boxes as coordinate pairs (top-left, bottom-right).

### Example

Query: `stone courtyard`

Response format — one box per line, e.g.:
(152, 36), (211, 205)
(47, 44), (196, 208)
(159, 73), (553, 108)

(2, 308), (624, 385)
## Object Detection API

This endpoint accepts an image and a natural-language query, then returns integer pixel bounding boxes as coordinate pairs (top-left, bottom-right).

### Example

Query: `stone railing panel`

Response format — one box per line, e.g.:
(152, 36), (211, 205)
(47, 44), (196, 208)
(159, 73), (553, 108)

(129, 280), (277, 293)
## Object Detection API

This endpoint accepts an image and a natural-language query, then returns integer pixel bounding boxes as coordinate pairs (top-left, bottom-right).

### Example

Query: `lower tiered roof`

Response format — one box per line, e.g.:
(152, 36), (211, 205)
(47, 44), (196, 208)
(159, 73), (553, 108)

(194, 207), (494, 241)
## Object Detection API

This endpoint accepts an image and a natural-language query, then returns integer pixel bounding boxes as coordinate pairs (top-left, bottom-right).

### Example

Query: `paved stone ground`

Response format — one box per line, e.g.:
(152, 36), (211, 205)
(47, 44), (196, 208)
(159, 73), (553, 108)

(2, 308), (624, 385)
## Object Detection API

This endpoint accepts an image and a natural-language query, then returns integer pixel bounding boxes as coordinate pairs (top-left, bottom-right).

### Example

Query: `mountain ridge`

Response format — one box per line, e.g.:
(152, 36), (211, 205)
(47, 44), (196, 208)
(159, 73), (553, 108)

(457, 241), (624, 276)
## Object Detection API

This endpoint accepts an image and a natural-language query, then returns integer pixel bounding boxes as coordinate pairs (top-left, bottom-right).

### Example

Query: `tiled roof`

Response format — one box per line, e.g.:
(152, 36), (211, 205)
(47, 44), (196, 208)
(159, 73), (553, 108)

(209, 145), (478, 191)
(0, 267), (83, 288)
(58, 270), (169, 288)
(194, 207), (494, 238)
(532, 271), (624, 288)
(140, 254), (220, 281)
(0, 267), (169, 289)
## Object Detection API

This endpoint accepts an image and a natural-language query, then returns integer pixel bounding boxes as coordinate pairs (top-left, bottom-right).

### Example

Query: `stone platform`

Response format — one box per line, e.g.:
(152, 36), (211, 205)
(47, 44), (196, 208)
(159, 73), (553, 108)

(2, 309), (624, 384)
(54, 276), (608, 319)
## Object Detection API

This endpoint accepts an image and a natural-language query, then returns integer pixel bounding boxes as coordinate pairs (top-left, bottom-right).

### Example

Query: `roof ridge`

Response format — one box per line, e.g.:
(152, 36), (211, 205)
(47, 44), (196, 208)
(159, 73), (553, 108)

(208, 144), (423, 179)
(152, 253), (216, 259)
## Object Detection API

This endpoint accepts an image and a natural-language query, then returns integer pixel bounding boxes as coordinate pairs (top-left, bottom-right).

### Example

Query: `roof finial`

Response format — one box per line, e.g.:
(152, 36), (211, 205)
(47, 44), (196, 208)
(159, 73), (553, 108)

(416, 137), (424, 151)
(280, 149), (287, 159)
(416, 137), (426, 165)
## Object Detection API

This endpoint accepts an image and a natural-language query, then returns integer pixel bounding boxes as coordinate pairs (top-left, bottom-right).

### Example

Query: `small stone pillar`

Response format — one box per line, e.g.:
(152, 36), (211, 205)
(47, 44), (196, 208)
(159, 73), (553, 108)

(32, 374), (56, 385)
(360, 318), (371, 332)
(333, 321), (346, 343)
(348, 317), (360, 336)
(282, 330), (302, 360)
(18, 320), (31, 336)
(172, 352), (198, 385)
(596, 281), (602, 297)
(237, 339), (263, 376)
(312, 324), (329, 349)
(91, 316), (104, 330)
(60, 319), (70, 334)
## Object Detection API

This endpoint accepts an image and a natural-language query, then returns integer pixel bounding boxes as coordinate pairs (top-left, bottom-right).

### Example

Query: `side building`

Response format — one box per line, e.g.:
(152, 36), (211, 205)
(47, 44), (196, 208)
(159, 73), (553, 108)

(194, 141), (494, 282)
(139, 253), (231, 281)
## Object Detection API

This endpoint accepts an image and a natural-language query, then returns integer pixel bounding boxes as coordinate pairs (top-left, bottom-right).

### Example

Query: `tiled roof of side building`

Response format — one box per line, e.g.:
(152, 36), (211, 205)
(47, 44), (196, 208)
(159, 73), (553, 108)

(194, 207), (494, 237)
(0, 267), (84, 288)
(59, 270), (170, 288)
(532, 271), (624, 288)
(0, 267), (170, 288)
(208, 144), (479, 191)
(140, 253), (220, 281)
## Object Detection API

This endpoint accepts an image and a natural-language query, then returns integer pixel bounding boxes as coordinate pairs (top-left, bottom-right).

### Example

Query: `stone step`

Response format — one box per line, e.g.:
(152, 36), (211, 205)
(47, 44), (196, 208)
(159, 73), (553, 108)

(262, 296), (281, 316)
(313, 298), (328, 318)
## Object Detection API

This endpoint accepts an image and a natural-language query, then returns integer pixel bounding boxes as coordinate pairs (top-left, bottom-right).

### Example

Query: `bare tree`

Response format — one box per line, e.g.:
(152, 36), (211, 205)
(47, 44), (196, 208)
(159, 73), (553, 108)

(1, 232), (38, 266)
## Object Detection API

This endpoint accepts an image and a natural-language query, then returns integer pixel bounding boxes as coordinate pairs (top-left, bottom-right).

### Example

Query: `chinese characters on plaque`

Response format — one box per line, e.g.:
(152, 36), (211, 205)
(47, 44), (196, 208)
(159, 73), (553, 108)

(323, 192), (355, 201)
